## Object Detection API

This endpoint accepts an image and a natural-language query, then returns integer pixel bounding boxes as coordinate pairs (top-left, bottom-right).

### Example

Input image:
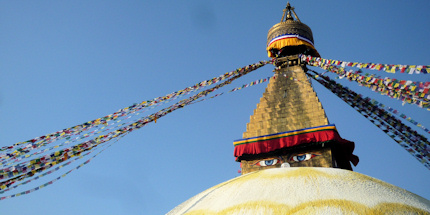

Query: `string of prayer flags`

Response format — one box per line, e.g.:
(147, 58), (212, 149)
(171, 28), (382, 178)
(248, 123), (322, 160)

(0, 138), (117, 200)
(1, 60), (274, 164)
(0, 60), (272, 199)
(228, 76), (273, 93)
(192, 76), (273, 104)
(313, 64), (430, 110)
(0, 60), (272, 155)
(308, 69), (429, 157)
(369, 99), (430, 134)
(301, 54), (430, 74)
(316, 71), (430, 152)
(0, 143), (100, 193)
(307, 69), (430, 170)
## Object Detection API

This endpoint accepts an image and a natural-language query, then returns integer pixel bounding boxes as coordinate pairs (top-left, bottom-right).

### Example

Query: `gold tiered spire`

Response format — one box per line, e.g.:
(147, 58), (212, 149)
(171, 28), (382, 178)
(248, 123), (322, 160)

(234, 3), (358, 173)
(242, 58), (328, 139)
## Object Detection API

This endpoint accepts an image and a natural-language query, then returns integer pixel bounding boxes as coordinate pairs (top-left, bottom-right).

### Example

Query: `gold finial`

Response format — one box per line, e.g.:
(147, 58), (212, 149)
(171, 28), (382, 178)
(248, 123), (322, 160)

(281, 2), (301, 22)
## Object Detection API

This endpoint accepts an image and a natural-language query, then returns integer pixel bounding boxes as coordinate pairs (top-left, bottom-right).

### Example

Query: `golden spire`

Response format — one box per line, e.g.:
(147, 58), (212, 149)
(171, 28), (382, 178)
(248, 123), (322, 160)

(242, 3), (328, 144)
(234, 3), (357, 175)
(242, 59), (329, 139)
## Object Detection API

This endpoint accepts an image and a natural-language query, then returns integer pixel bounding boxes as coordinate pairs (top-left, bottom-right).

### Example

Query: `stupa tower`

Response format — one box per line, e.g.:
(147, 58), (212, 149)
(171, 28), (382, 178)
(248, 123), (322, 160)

(168, 4), (430, 215)
(168, 4), (430, 214)
(234, 3), (358, 174)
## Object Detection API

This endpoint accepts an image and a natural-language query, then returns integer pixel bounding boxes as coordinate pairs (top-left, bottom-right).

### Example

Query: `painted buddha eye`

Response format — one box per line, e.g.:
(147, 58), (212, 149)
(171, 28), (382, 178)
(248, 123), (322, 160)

(290, 153), (318, 162)
(254, 158), (280, 167)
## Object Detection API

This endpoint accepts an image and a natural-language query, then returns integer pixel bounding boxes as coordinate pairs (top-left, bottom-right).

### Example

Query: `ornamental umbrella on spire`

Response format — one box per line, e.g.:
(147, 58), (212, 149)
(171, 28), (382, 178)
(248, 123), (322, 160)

(267, 2), (320, 58)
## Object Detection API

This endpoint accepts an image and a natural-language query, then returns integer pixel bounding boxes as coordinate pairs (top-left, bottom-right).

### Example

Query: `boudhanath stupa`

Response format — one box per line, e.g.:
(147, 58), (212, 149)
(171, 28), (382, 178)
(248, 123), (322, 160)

(167, 3), (430, 214)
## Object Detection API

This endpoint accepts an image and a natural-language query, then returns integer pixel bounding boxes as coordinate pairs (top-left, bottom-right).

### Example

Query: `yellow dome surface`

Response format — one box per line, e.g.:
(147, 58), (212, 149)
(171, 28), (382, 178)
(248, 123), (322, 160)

(168, 168), (430, 215)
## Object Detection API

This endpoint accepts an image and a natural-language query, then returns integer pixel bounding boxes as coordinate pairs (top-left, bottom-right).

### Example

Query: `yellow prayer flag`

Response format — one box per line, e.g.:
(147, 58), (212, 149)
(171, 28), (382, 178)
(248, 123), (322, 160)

(376, 65), (381, 70)
(383, 66), (389, 72)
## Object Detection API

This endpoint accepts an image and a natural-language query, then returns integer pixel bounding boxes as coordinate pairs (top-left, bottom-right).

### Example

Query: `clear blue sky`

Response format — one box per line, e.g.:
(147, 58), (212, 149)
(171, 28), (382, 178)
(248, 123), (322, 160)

(1, 1), (429, 214)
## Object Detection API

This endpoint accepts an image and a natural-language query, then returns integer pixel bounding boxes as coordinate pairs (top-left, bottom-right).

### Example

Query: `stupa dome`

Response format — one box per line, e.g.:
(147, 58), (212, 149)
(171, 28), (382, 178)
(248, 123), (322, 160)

(168, 168), (430, 214)
(267, 3), (320, 58)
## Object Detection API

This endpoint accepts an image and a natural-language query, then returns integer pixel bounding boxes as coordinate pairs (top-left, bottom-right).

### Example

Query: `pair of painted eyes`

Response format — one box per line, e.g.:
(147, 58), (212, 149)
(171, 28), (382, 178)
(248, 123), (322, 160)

(254, 153), (317, 166)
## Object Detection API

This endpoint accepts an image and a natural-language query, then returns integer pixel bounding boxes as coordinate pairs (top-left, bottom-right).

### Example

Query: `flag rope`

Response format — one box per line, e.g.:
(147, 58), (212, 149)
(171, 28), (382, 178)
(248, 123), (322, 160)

(307, 69), (430, 170)
(0, 60), (273, 198)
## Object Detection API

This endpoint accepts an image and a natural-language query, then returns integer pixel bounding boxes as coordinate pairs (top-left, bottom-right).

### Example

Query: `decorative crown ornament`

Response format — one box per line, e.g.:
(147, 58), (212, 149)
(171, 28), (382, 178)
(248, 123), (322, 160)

(266, 3), (320, 58)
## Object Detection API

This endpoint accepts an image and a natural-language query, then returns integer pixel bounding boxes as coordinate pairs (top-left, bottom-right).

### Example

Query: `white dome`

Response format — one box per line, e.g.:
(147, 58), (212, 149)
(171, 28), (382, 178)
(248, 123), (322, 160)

(168, 167), (430, 214)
